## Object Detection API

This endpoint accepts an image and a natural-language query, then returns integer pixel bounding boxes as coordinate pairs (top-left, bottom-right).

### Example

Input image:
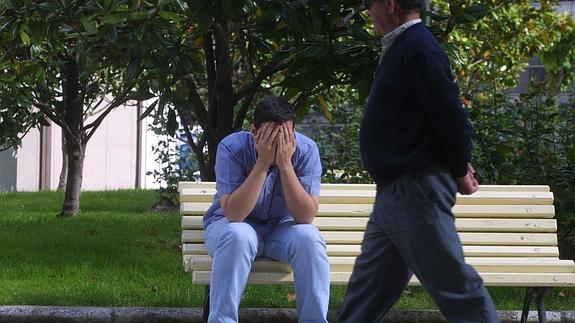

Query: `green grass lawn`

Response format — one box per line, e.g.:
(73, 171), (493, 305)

(0, 190), (573, 310)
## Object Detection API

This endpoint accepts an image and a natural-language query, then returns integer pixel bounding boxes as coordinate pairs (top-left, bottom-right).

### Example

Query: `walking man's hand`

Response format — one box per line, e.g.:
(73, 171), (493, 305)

(456, 163), (479, 195)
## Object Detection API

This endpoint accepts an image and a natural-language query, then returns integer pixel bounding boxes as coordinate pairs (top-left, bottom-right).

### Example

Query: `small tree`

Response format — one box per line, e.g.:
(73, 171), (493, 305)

(0, 1), (163, 216)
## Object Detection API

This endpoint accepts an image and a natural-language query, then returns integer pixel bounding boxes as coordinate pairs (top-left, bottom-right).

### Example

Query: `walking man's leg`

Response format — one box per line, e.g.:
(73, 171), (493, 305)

(338, 192), (413, 323)
(388, 172), (500, 323)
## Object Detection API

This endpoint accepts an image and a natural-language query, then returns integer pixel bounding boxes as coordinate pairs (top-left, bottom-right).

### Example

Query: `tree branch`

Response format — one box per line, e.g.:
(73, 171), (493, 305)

(235, 58), (291, 101)
(34, 102), (74, 138)
(238, 30), (256, 79)
(293, 84), (330, 109)
(203, 31), (217, 127)
(182, 74), (212, 139)
(213, 22), (235, 139)
(84, 81), (135, 142)
(233, 89), (258, 131)
(176, 105), (206, 171)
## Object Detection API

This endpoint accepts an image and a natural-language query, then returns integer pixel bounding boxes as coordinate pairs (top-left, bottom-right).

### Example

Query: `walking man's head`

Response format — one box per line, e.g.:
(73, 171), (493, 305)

(363, 0), (425, 35)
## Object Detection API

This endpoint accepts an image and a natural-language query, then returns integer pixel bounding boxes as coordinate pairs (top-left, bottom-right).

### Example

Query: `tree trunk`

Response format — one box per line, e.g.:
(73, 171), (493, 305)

(57, 134), (68, 191)
(58, 57), (84, 217)
(200, 151), (216, 181)
(59, 137), (85, 217)
(196, 23), (234, 182)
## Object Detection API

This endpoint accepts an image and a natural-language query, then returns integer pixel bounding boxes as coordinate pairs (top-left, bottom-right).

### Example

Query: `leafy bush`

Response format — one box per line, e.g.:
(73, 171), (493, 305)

(314, 81), (574, 217)
(470, 81), (575, 213)
(312, 91), (371, 184)
(147, 111), (199, 209)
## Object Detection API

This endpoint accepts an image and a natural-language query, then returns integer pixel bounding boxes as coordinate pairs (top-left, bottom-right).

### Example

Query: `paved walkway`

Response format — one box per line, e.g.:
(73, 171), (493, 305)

(1, 306), (574, 323)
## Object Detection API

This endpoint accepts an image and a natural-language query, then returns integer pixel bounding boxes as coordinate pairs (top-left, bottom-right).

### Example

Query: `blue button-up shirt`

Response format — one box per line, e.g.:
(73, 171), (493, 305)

(203, 131), (322, 230)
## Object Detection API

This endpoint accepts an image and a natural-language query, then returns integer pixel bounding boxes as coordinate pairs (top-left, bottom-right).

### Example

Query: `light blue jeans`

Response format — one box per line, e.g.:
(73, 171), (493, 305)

(204, 217), (330, 323)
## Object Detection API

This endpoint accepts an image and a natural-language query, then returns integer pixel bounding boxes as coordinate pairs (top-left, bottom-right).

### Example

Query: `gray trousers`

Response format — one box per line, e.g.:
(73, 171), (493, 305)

(338, 170), (500, 323)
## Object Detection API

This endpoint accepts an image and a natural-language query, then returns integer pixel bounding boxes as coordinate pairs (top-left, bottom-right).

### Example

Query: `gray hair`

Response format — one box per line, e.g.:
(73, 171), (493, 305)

(394, 0), (426, 13)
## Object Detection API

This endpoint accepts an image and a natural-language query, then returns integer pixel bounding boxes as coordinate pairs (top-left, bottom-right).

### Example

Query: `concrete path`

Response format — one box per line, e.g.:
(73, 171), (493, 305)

(1, 306), (574, 323)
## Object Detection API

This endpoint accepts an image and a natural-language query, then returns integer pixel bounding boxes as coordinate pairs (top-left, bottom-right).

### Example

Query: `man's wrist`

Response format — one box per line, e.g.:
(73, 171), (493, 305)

(277, 162), (294, 174)
(254, 160), (271, 173)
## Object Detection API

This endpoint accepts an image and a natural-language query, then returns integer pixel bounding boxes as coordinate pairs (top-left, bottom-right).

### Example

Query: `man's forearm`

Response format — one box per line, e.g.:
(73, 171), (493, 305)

(222, 161), (269, 222)
(278, 165), (318, 224)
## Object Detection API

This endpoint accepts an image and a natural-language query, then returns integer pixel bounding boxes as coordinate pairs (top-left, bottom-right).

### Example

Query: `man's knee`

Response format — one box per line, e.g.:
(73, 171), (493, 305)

(289, 224), (326, 253)
(218, 222), (258, 255)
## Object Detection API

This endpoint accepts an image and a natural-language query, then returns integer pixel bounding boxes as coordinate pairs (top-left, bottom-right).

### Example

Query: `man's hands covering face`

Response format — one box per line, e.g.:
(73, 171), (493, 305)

(253, 122), (296, 168)
(254, 123), (280, 167)
(275, 123), (296, 169)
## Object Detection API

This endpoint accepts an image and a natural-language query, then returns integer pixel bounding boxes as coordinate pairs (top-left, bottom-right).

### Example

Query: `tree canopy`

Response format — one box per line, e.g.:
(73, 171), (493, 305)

(137, 0), (379, 180)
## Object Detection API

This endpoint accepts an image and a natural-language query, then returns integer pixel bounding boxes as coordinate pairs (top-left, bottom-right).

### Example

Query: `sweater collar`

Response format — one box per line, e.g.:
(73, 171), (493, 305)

(378, 19), (422, 66)
(381, 19), (422, 49)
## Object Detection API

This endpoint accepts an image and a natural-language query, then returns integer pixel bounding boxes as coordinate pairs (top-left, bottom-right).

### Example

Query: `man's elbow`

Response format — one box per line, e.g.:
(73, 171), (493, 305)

(294, 216), (314, 225)
(293, 209), (317, 224)
(295, 219), (313, 224)
(223, 208), (247, 222)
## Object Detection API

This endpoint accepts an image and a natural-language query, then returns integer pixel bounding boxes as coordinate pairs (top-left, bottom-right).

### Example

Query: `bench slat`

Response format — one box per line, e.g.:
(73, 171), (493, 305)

(179, 182), (550, 192)
(180, 189), (554, 205)
(186, 255), (575, 273)
(191, 271), (575, 287)
(182, 230), (557, 246)
(181, 216), (557, 233)
(182, 243), (560, 258)
(181, 203), (555, 218)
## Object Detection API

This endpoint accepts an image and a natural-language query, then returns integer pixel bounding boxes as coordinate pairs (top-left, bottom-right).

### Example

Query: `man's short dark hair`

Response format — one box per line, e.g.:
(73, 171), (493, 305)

(253, 96), (296, 129)
(395, 0), (426, 12)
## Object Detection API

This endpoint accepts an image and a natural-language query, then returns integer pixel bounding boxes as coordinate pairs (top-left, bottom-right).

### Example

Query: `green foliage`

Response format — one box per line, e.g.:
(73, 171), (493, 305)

(146, 110), (199, 208)
(0, 0), (169, 148)
(137, 0), (380, 180)
(0, 0), (180, 215)
(470, 81), (575, 213)
(312, 87), (371, 184)
(431, 0), (575, 96)
(539, 14), (575, 94)
(0, 81), (44, 149)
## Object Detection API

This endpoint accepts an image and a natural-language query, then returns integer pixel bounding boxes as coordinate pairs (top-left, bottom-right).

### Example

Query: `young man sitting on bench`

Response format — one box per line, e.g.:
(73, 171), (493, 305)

(202, 96), (329, 323)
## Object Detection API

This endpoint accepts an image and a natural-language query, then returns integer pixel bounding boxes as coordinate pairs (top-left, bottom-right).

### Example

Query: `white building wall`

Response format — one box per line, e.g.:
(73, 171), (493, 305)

(49, 126), (63, 190)
(83, 104), (138, 190)
(47, 103), (139, 190)
(16, 128), (40, 191)
(12, 100), (164, 192)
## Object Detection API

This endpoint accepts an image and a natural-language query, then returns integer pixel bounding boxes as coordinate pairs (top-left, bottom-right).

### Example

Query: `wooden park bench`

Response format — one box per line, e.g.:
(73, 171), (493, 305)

(179, 182), (575, 322)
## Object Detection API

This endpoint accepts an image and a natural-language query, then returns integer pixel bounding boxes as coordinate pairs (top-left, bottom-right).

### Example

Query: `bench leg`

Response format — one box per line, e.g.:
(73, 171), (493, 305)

(203, 285), (210, 323)
(520, 287), (552, 323)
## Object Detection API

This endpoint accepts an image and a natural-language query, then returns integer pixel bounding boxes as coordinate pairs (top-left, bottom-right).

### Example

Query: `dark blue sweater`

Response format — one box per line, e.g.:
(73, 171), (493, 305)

(360, 23), (473, 186)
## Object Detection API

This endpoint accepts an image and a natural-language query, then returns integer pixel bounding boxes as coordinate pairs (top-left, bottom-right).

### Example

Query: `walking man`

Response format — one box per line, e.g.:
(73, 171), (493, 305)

(338, 0), (501, 322)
